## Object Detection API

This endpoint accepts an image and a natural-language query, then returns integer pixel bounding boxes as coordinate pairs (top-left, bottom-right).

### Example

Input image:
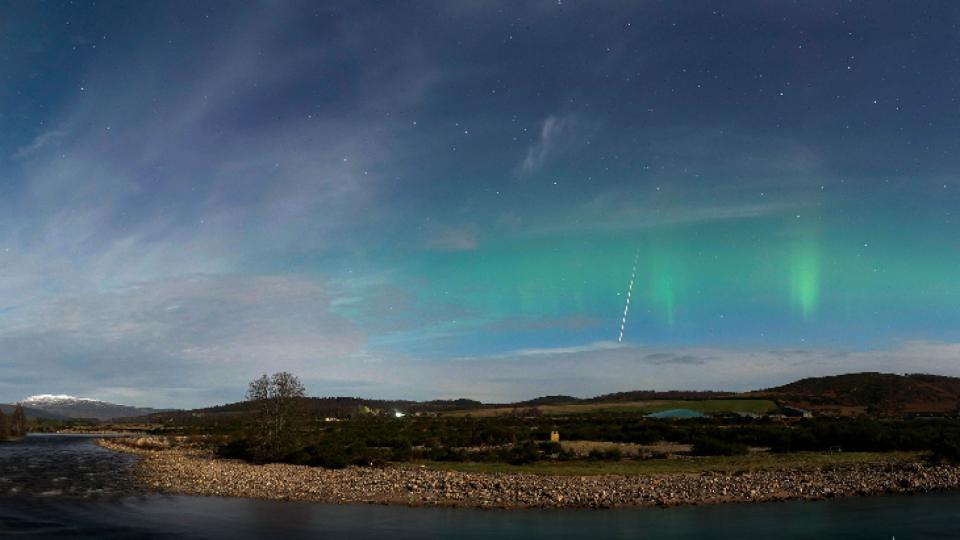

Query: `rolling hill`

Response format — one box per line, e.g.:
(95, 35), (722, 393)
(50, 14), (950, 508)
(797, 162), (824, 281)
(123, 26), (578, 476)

(0, 403), (69, 420)
(18, 395), (170, 421)
(755, 372), (960, 416)
(41, 372), (960, 426)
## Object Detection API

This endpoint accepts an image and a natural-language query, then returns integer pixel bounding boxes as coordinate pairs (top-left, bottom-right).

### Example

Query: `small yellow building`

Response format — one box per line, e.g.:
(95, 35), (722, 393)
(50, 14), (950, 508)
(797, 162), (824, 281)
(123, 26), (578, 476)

(550, 431), (560, 443)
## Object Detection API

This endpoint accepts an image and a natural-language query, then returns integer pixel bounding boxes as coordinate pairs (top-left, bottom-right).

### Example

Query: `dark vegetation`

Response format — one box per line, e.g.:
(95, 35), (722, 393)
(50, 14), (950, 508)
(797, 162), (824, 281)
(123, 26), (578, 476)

(204, 411), (960, 469)
(244, 372), (306, 461)
(585, 390), (735, 403)
(513, 391), (736, 406)
(146, 373), (960, 428)
(23, 372), (960, 469)
(148, 397), (483, 425)
(755, 372), (960, 415)
(0, 404), (28, 440)
(130, 372), (960, 469)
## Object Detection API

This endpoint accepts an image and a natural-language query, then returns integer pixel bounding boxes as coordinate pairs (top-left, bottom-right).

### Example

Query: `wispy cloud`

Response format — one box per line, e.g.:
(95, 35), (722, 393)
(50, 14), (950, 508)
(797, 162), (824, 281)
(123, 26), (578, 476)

(11, 129), (66, 160)
(504, 341), (623, 357)
(0, 4), (439, 406)
(519, 199), (801, 238)
(424, 225), (478, 252)
(517, 114), (580, 175)
(331, 341), (960, 402)
(0, 275), (366, 407)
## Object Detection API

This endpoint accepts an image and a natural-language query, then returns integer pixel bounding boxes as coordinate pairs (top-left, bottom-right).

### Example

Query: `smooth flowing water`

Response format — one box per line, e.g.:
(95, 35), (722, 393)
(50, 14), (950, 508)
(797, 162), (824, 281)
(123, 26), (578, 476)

(0, 433), (140, 498)
(1, 434), (958, 539)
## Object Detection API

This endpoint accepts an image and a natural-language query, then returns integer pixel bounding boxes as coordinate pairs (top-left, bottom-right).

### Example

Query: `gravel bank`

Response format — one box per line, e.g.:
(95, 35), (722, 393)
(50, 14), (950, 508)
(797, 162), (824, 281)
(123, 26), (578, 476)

(98, 439), (960, 509)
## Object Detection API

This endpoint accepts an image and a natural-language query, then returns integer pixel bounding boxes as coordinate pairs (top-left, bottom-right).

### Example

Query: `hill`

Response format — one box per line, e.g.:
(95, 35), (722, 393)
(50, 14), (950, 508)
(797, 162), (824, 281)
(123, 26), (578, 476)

(587, 390), (735, 402)
(20, 395), (170, 421)
(515, 395), (582, 406)
(756, 372), (960, 416)
(147, 396), (484, 424)
(131, 372), (960, 426)
(0, 404), (69, 421)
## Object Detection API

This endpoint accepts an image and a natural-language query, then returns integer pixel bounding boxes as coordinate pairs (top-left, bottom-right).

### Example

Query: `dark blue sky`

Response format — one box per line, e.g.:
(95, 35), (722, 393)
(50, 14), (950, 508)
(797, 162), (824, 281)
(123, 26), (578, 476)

(2, 1), (959, 406)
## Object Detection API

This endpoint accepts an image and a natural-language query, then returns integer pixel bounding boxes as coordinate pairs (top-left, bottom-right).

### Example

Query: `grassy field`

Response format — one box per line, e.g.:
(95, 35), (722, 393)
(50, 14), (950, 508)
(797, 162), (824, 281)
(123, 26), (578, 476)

(445, 399), (779, 417)
(559, 440), (692, 457)
(418, 451), (923, 476)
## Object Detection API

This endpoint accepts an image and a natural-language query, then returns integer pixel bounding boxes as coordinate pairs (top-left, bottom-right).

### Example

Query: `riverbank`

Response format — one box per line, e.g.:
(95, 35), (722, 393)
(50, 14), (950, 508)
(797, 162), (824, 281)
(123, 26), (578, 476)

(98, 438), (960, 509)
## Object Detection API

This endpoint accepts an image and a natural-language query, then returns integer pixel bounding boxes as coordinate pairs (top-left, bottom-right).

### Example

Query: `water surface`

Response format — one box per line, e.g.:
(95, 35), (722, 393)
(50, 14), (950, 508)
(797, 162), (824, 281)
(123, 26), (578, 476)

(0, 433), (140, 498)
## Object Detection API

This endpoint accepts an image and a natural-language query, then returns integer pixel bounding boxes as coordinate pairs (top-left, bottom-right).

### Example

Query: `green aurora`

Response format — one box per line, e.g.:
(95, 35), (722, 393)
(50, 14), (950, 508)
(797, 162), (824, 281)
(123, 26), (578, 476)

(358, 210), (960, 355)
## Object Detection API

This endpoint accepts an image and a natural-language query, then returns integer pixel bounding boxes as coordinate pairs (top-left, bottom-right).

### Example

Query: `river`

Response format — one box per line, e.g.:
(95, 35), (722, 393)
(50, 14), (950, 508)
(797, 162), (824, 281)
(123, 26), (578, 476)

(1, 434), (957, 539)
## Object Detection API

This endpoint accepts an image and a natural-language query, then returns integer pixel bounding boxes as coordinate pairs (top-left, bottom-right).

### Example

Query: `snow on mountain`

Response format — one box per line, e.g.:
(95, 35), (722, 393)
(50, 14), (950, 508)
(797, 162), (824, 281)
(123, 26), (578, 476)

(17, 394), (168, 421)
(23, 394), (101, 405)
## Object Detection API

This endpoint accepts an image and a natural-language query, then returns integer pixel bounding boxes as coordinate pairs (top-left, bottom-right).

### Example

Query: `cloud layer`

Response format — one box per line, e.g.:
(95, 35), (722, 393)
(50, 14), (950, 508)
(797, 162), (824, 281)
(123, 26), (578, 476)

(298, 340), (960, 404)
(0, 275), (366, 406)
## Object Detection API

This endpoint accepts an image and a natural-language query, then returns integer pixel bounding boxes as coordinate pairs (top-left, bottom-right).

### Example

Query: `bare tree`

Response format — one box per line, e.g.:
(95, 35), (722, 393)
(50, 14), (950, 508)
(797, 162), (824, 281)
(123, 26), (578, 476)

(246, 374), (271, 401)
(0, 409), (8, 440)
(246, 372), (306, 460)
(10, 404), (26, 437)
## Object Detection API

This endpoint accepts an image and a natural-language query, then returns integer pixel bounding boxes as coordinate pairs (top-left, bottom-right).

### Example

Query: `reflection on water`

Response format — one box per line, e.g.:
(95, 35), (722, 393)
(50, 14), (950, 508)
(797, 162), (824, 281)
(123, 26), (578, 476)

(2, 491), (960, 540)
(0, 434), (958, 539)
(0, 434), (140, 499)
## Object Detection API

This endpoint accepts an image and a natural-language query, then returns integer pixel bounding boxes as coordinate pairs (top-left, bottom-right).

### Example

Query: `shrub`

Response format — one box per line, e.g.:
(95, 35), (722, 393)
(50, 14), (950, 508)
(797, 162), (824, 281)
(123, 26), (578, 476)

(504, 440), (540, 465)
(691, 436), (748, 456)
(427, 446), (465, 462)
(587, 447), (622, 461)
(602, 447), (622, 460)
(930, 433), (960, 463)
(537, 441), (563, 454)
(306, 444), (349, 469)
(217, 438), (254, 460)
(390, 439), (414, 461)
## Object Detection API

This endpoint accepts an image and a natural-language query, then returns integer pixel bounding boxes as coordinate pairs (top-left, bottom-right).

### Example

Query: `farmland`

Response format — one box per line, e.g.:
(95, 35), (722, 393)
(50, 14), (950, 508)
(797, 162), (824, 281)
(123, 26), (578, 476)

(444, 399), (779, 417)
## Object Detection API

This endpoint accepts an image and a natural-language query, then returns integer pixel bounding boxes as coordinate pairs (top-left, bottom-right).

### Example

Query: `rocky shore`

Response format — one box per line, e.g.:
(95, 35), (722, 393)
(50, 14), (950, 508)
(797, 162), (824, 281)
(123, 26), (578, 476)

(98, 439), (960, 509)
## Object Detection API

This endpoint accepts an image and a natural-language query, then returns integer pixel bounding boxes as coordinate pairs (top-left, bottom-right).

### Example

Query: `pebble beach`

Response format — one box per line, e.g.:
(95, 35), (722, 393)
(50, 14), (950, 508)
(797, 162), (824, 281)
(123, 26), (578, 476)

(98, 438), (960, 509)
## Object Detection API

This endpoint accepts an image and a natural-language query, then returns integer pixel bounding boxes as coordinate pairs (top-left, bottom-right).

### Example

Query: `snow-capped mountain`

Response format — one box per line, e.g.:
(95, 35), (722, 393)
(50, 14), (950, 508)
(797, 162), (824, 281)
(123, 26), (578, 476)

(18, 394), (166, 421)
(22, 394), (100, 406)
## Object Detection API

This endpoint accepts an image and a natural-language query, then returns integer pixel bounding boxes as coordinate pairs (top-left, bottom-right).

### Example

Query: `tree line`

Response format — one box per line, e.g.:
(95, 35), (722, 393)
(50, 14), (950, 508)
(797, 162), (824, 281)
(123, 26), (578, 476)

(0, 404), (27, 440)
(211, 373), (960, 468)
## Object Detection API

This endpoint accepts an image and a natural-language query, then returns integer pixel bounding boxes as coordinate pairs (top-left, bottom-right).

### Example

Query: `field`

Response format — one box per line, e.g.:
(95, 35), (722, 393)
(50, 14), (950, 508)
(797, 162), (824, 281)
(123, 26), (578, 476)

(420, 451), (922, 476)
(558, 440), (692, 457)
(445, 399), (779, 417)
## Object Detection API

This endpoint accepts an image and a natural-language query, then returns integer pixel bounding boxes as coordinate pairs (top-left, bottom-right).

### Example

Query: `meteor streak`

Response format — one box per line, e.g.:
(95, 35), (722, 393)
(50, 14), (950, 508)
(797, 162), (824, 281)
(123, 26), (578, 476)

(618, 249), (640, 343)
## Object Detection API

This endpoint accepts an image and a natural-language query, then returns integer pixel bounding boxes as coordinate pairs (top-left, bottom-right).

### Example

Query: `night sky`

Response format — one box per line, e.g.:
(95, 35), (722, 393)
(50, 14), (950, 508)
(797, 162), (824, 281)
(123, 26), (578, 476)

(2, 1), (960, 407)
